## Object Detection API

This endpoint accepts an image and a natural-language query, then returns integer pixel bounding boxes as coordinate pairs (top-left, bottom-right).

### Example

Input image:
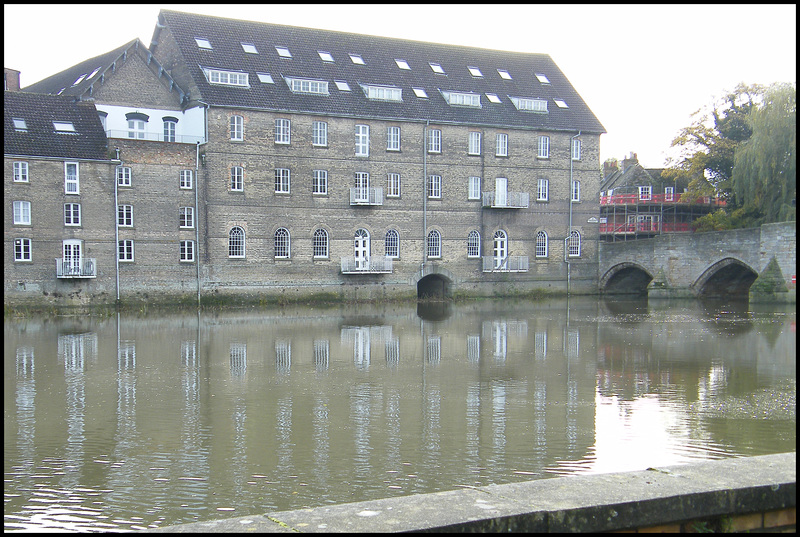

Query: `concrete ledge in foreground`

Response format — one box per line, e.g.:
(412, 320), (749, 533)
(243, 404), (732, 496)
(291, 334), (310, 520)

(148, 452), (796, 533)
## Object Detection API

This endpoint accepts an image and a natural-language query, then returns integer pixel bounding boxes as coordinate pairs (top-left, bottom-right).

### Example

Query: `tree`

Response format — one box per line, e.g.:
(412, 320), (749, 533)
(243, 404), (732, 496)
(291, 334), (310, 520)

(664, 83), (763, 203)
(732, 83), (796, 223)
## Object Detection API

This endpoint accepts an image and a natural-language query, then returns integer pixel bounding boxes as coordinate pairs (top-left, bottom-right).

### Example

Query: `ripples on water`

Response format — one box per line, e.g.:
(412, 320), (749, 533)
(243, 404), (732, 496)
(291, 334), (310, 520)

(4, 298), (795, 532)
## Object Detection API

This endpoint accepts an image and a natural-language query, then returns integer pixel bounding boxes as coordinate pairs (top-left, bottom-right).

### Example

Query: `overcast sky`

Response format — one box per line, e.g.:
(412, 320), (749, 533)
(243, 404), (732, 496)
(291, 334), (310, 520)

(4, 4), (796, 168)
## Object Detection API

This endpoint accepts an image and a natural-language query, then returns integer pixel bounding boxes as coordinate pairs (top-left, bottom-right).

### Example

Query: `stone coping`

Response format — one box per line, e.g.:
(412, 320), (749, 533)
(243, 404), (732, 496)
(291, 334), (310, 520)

(148, 452), (795, 533)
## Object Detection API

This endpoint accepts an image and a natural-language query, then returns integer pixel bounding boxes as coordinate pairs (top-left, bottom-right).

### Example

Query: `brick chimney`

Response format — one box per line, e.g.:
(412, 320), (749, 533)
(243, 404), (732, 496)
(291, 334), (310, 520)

(603, 159), (619, 178)
(621, 152), (638, 172)
(4, 68), (21, 91)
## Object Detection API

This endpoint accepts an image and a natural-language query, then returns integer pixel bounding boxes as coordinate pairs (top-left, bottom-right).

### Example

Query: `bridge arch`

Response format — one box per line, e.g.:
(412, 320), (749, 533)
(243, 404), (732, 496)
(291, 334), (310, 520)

(692, 257), (759, 298)
(414, 265), (455, 299)
(600, 262), (653, 295)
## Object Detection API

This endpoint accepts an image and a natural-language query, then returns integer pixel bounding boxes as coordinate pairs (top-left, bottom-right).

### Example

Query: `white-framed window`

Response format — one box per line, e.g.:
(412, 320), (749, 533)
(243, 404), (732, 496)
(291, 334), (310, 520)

(312, 170), (328, 195)
(118, 239), (134, 262)
(537, 178), (549, 201)
(14, 238), (32, 261)
(427, 175), (442, 199)
(230, 166), (243, 191)
(127, 119), (145, 139)
(387, 126), (401, 151)
(469, 176), (481, 200)
(13, 162), (28, 182)
(117, 204), (133, 227)
(287, 77), (329, 95)
(572, 138), (582, 160)
(180, 170), (193, 189)
(64, 203), (81, 226)
(13, 201), (31, 225)
(13, 118), (27, 131)
(665, 186), (675, 201)
(163, 119), (177, 142)
(444, 91), (481, 107)
(204, 68), (248, 87)
(572, 180), (581, 202)
(496, 134), (508, 157)
(65, 162), (79, 194)
(355, 124), (369, 156)
(468, 132), (481, 155)
(274, 228), (290, 258)
(387, 173), (401, 197)
(568, 231), (581, 257)
(312, 121), (328, 146)
(364, 84), (402, 101)
(229, 226), (245, 258)
(275, 118), (291, 144)
(467, 230), (481, 257)
(639, 186), (652, 200)
(427, 230), (441, 259)
(511, 97), (548, 112)
(116, 166), (131, 187)
(179, 206), (194, 229)
(275, 168), (290, 193)
(230, 115), (244, 141)
(538, 136), (550, 158)
(180, 240), (195, 262)
(313, 228), (329, 258)
(427, 129), (441, 153)
(385, 229), (399, 258)
(536, 231), (548, 258)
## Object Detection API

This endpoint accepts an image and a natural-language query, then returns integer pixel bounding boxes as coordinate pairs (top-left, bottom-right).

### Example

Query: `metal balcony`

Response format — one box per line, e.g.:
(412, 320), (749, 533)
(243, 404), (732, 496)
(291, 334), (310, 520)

(55, 258), (97, 278)
(350, 187), (384, 206)
(482, 256), (529, 273)
(105, 130), (205, 144)
(482, 192), (529, 208)
(341, 256), (393, 274)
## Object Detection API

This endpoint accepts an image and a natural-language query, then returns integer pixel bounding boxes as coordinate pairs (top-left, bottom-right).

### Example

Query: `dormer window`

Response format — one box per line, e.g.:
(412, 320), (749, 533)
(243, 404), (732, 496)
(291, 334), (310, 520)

(468, 66), (483, 77)
(535, 73), (550, 84)
(241, 43), (258, 54)
(497, 69), (512, 80)
(442, 90), (481, 108)
(53, 121), (76, 132)
(195, 38), (212, 49)
(510, 97), (548, 112)
(276, 46), (292, 58)
(349, 54), (365, 65)
(395, 59), (410, 70)
(13, 118), (27, 131)
(286, 76), (329, 95)
(362, 84), (402, 102)
(318, 51), (334, 62)
(429, 63), (445, 74)
(203, 68), (249, 87)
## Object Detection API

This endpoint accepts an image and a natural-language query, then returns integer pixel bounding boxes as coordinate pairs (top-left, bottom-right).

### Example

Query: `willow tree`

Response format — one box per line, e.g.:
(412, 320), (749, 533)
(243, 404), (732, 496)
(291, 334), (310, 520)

(732, 83), (796, 223)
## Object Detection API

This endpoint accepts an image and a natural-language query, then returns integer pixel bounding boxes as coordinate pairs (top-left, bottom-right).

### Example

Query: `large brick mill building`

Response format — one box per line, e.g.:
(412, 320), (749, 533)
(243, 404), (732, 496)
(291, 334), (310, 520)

(5, 10), (605, 306)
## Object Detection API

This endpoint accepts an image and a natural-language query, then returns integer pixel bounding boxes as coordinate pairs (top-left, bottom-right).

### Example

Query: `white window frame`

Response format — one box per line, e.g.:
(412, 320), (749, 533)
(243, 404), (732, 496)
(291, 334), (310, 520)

(229, 227), (245, 258)
(163, 119), (177, 142)
(469, 176), (481, 200)
(468, 131), (481, 155)
(444, 91), (481, 107)
(179, 206), (194, 229)
(127, 119), (146, 139)
(274, 228), (290, 258)
(385, 229), (399, 258)
(467, 230), (481, 258)
(275, 168), (291, 194)
(572, 138), (582, 160)
(387, 126), (401, 151)
(180, 240), (195, 262)
(230, 115), (244, 141)
(13, 201), (31, 225)
(496, 134), (508, 157)
(204, 68), (248, 87)
(665, 186), (675, 201)
(572, 180), (581, 202)
(427, 129), (441, 153)
(511, 97), (548, 112)
(568, 231), (581, 257)
(312, 169), (328, 195)
(427, 175), (442, 199)
(116, 166), (132, 187)
(275, 118), (291, 144)
(312, 121), (328, 146)
(64, 203), (81, 226)
(13, 162), (28, 182)
(536, 231), (548, 258)
(118, 239), (134, 262)
(65, 162), (79, 194)
(537, 178), (549, 201)
(355, 124), (369, 157)
(287, 77), (329, 95)
(313, 228), (329, 258)
(387, 173), (401, 198)
(538, 136), (550, 159)
(230, 166), (243, 191)
(118, 204), (133, 227)
(14, 238), (32, 261)
(180, 170), (193, 190)
(427, 230), (441, 259)
(639, 186), (652, 201)
(364, 85), (402, 101)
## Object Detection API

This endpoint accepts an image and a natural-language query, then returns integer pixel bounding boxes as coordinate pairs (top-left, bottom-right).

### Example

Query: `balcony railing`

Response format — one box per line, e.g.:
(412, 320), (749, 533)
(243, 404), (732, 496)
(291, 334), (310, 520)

(350, 187), (383, 206)
(482, 256), (529, 272)
(55, 258), (97, 278)
(341, 256), (393, 274)
(599, 222), (692, 234)
(482, 192), (529, 208)
(600, 193), (726, 206)
(105, 130), (205, 144)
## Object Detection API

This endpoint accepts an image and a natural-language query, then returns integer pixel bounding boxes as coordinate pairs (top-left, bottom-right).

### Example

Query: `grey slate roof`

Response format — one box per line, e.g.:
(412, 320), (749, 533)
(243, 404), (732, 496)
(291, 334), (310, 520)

(4, 91), (110, 160)
(154, 10), (605, 134)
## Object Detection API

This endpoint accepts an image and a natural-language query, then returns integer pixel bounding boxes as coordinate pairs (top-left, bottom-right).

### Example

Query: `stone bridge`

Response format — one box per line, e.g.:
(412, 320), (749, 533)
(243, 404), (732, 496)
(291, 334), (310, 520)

(598, 222), (796, 299)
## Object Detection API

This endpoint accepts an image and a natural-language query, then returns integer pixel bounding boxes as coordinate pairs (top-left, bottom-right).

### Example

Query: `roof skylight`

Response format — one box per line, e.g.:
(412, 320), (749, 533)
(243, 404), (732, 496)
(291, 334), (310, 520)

(72, 74), (87, 86)
(53, 121), (76, 132)
(318, 51), (334, 62)
(554, 99), (569, 108)
(241, 43), (258, 54)
(13, 118), (27, 131)
(535, 73), (550, 84)
(335, 80), (351, 91)
(395, 59), (411, 70)
(429, 63), (445, 74)
(257, 72), (274, 83)
(497, 69), (512, 80)
(468, 66), (483, 77)
(486, 93), (502, 103)
(276, 46), (292, 58)
(195, 38), (212, 49)
(87, 67), (101, 79)
(349, 54), (365, 65)
(412, 87), (428, 98)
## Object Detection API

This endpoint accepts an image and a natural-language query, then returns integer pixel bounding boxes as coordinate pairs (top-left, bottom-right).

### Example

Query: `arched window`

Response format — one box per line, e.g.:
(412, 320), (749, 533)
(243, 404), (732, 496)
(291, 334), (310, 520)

(568, 230), (581, 257)
(536, 231), (548, 258)
(467, 230), (481, 257)
(385, 229), (399, 258)
(313, 228), (328, 258)
(163, 116), (178, 142)
(228, 226), (245, 258)
(427, 230), (441, 259)
(275, 228), (290, 258)
(492, 230), (507, 269)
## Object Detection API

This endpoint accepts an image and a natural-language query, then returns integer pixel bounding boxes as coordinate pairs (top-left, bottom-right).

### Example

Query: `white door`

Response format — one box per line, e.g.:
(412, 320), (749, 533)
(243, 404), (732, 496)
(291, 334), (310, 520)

(495, 177), (508, 207)
(355, 173), (369, 203)
(354, 229), (370, 270)
(63, 240), (82, 275)
(493, 230), (507, 269)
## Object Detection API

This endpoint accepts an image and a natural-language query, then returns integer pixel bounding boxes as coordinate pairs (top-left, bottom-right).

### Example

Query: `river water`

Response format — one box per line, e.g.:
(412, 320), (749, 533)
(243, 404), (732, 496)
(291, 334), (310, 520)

(4, 297), (796, 532)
